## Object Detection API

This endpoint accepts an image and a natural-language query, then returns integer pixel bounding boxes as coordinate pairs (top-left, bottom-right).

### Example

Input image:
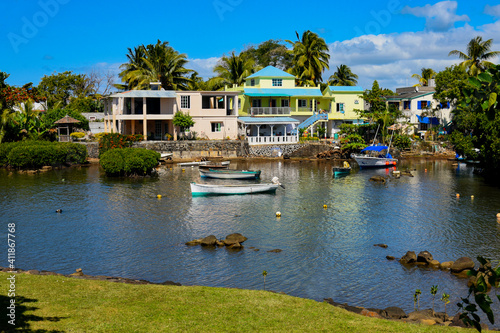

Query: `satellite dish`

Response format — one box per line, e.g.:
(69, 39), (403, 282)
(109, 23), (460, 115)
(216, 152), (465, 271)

(415, 86), (419, 92)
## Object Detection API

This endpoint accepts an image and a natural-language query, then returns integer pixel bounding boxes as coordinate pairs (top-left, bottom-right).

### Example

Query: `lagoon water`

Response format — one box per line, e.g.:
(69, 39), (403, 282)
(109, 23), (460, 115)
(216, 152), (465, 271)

(1, 159), (500, 320)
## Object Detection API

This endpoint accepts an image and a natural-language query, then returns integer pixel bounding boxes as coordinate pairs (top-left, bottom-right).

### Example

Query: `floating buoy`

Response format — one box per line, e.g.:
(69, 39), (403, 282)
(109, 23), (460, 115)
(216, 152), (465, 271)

(497, 213), (500, 218)
(471, 195), (474, 199)
(456, 193), (460, 198)
(56, 209), (62, 213)
(425, 169), (427, 172)
(323, 204), (327, 209)
(182, 169), (185, 172)
(276, 211), (281, 217)
(157, 194), (162, 199)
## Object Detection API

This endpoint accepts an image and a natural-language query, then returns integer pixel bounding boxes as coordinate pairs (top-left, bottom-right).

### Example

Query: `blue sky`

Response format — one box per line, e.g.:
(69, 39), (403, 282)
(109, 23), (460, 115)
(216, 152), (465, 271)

(1, 0), (499, 91)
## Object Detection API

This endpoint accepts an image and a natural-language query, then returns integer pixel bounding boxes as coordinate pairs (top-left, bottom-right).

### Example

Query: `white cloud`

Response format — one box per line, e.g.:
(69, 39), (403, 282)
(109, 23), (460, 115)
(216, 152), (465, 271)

(484, 4), (500, 17)
(327, 22), (500, 91)
(188, 57), (220, 79)
(401, 1), (469, 31)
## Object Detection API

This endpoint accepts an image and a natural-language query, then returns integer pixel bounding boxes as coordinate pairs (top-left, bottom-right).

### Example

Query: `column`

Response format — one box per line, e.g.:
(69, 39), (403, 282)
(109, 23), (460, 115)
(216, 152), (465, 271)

(131, 120), (135, 135)
(131, 97), (135, 114)
(112, 98), (117, 133)
(143, 97), (147, 141)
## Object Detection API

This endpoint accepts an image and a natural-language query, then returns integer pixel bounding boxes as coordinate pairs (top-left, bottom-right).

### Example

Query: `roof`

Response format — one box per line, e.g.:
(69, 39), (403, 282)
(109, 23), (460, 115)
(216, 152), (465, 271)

(54, 115), (81, 124)
(361, 145), (389, 152)
(244, 88), (323, 97)
(109, 90), (177, 98)
(247, 66), (295, 79)
(238, 117), (300, 124)
(328, 86), (364, 92)
(385, 91), (434, 100)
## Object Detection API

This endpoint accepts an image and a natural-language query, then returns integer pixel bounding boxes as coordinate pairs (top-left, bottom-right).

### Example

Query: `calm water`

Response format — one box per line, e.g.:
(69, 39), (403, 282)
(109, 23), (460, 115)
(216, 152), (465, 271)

(1, 159), (500, 320)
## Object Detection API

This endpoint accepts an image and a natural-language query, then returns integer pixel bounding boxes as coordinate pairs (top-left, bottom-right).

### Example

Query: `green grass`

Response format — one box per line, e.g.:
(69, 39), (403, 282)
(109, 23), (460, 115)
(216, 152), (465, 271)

(0, 272), (475, 332)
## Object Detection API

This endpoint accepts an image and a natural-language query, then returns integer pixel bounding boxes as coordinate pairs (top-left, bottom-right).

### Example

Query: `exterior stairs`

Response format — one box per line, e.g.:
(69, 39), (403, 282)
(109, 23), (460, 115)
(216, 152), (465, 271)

(291, 113), (328, 135)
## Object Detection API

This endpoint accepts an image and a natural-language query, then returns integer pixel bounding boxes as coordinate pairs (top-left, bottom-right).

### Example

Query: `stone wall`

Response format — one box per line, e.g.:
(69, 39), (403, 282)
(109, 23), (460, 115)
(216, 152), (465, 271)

(133, 140), (249, 159)
(80, 140), (330, 160)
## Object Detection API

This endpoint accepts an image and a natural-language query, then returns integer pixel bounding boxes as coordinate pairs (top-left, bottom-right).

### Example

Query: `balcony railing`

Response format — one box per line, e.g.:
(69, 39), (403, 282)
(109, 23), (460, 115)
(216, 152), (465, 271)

(251, 107), (291, 116)
(247, 135), (298, 145)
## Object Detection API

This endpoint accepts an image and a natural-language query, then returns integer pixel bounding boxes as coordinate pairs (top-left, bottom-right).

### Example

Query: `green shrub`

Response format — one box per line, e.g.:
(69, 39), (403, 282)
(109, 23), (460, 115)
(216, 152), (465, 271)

(0, 141), (88, 169)
(70, 132), (86, 139)
(100, 148), (160, 176)
(392, 134), (411, 150)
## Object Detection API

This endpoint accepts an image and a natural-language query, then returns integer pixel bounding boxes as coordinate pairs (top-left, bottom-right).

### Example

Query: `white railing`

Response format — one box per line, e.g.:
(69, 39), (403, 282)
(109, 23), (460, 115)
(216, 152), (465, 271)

(251, 107), (291, 115)
(247, 135), (299, 145)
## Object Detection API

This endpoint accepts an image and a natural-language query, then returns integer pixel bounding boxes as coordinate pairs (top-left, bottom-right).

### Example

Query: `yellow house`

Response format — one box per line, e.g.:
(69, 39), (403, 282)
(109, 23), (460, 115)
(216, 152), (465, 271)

(322, 86), (366, 137)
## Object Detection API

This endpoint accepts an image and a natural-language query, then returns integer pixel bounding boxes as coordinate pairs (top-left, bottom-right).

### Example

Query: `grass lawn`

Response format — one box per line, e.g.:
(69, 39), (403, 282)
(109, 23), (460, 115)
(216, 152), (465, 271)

(0, 272), (475, 332)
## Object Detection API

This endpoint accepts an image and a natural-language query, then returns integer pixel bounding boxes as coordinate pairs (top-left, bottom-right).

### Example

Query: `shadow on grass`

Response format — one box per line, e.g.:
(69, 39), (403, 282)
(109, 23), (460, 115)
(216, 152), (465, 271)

(0, 294), (65, 332)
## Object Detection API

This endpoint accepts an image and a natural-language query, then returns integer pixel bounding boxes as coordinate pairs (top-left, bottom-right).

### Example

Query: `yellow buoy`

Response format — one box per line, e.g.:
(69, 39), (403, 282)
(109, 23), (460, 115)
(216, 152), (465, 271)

(497, 213), (500, 218)
(276, 211), (281, 217)
(182, 169), (185, 172)
(323, 204), (328, 209)
(157, 194), (162, 199)
(471, 195), (474, 199)
(456, 193), (460, 198)
(425, 169), (427, 172)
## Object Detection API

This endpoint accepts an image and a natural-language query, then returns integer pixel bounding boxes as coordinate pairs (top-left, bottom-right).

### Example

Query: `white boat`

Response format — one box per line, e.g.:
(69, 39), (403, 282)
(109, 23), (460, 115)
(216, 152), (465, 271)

(199, 169), (261, 179)
(178, 161), (230, 167)
(160, 153), (173, 160)
(351, 146), (397, 168)
(190, 177), (281, 196)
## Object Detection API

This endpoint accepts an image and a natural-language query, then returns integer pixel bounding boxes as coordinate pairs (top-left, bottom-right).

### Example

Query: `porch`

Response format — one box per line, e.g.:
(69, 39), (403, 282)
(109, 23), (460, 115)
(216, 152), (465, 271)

(238, 116), (300, 146)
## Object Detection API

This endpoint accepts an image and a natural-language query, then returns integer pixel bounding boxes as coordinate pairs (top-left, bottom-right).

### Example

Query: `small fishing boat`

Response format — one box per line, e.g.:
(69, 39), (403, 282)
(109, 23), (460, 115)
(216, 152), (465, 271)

(199, 169), (261, 179)
(198, 162), (230, 170)
(160, 152), (173, 159)
(351, 145), (398, 168)
(333, 161), (351, 177)
(190, 177), (281, 196)
(178, 161), (230, 167)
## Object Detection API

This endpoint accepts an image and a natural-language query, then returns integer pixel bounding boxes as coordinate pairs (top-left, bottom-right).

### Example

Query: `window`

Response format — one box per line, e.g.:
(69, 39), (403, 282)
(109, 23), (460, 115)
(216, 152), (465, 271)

(211, 122), (222, 132)
(354, 100), (359, 104)
(403, 101), (411, 110)
(281, 99), (289, 107)
(418, 100), (430, 109)
(298, 99), (307, 108)
(238, 98), (241, 109)
(181, 95), (190, 109)
(250, 79), (255, 86)
(336, 103), (345, 112)
(272, 79), (282, 87)
(440, 102), (450, 109)
(269, 99), (276, 107)
(252, 99), (261, 107)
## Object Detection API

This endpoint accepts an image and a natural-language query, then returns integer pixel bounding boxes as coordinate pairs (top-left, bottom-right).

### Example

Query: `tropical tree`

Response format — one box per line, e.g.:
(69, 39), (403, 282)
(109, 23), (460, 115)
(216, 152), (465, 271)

(411, 68), (437, 87)
(241, 39), (293, 70)
(117, 40), (192, 90)
(38, 71), (87, 109)
(212, 51), (256, 87)
(286, 30), (330, 86)
(328, 64), (358, 86)
(173, 111), (195, 139)
(448, 36), (500, 76)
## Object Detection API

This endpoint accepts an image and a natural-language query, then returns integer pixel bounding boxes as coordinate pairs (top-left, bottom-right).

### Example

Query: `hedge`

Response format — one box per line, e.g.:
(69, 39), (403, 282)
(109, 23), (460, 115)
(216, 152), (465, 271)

(98, 133), (144, 157)
(0, 141), (88, 169)
(100, 148), (160, 176)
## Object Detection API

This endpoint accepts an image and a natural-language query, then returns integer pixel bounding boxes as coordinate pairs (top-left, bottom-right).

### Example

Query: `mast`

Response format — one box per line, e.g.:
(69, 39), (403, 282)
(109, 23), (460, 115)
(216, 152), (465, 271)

(387, 129), (394, 156)
(372, 124), (380, 146)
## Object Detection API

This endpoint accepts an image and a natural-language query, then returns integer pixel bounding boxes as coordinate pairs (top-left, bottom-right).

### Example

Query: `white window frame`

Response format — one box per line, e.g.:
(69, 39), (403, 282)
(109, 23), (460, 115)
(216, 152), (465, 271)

(250, 79), (255, 86)
(272, 79), (282, 87)
(281, 99), (289, 107)
(252, 99), (261, 107)
(337, 103), (345, 112)
(181, 95), (190, 109)
(298, 99), (307, 108)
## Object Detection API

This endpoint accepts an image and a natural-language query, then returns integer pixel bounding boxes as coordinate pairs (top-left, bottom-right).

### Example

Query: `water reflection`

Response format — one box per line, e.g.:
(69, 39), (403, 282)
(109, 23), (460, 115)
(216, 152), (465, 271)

(1, 160), (499, 324)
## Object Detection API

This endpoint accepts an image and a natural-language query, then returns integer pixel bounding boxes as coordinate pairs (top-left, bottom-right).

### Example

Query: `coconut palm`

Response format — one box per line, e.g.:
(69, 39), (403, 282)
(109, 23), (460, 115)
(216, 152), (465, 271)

(118, 40), (192, 90)
(448, 36), (500, 76)
(286, 30), (330, 86)
(328, 64), (358, 86)
(411, 68), (437, 87)
(212, 51), (256, 87)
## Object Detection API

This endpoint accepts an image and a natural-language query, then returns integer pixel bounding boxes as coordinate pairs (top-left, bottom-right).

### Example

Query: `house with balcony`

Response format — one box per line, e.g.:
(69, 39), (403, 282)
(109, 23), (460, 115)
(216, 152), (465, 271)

(103, 86), (239, 141)
(322, 86), (366, 138)
(385, 86), (452, 137)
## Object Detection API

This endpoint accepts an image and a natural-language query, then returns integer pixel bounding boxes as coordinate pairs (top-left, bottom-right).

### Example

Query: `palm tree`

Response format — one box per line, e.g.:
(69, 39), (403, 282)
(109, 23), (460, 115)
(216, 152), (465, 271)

(212, 51), (256, 87)
(286, 30), (330, 86)
(411, 68), (437, 87)
(448, 36), (500, 76)
(118, 40), (192, 90)
(328, 64), (358, 86)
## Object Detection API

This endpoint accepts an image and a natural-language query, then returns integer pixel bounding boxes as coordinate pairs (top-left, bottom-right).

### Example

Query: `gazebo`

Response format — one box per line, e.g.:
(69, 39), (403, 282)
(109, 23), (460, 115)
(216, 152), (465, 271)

(54, 115), (81, 142)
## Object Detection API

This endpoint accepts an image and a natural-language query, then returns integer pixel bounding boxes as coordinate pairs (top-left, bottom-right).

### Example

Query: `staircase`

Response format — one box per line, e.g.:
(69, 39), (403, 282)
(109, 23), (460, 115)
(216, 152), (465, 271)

(291, 113), (328, 135)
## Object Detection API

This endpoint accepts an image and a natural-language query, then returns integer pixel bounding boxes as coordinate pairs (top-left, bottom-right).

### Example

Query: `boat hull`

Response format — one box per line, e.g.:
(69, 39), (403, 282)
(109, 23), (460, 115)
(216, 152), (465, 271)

(333, 167), (351, 177)
(199, 169), (261, 179)
(190, 182), (278, 196)
(352, 155), (398, 168)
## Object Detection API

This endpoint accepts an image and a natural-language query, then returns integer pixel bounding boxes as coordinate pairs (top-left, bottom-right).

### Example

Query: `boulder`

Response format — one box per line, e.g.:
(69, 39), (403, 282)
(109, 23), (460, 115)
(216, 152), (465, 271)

(407, 309), (435, 321)
(450, 257), (475, 273)
(200, 235), (217, 246)
(417, 251), (433, 264)
(267, 249), (282, 253)
(361, 308), (383, 318)
(400, 251), (417, 264)
(401, 170), (414, 177)
(374, 244), (388, 248)
(440, 261), (454, 270)
(386, 256), (395, 260)
(369, 175), (388, 183)
(25, 269), (40, 275)
(223, 233), (247, 245)
(429, 260), (440, 268)
(227, 242), (243, 249)
(384, 306), (406, 319)
(419, 319), (437, 325)
(215, 240), (225, 247)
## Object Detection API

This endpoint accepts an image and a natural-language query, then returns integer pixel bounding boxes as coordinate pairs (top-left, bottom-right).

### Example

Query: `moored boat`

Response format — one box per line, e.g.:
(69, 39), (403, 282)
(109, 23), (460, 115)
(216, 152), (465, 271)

(333, 161), (351, 177)
(178, 161), (230, 167)
(351, 145), (398, 168)
(190, 177), (281, 196)
(199, 169), (261, 179)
